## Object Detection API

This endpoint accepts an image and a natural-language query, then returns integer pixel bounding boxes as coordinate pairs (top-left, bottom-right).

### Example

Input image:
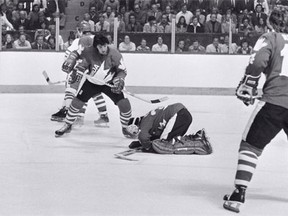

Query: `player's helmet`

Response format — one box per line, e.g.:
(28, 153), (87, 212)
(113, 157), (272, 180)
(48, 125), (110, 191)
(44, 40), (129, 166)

(126, 116), (144, 137)
(93, 34), (109, 47)
(269, 8), (285, 32)
(79, 22), (91, 33)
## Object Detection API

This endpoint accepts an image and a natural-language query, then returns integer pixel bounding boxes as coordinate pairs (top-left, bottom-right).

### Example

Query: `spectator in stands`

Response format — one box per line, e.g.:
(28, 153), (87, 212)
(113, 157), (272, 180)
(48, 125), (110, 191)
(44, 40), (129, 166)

(14, 9), (30, 30)
(176, 3), (193, 25)
(222, 8), (237, 24)
(190, 0), (209, 14)
(235, 0), (254, 14)
(221, 13), (237, 33)
(119, 5), (129, 26)
(152, 36), (168, 52)
(132, 3), (147, 26)
(147, 3), (162, 23)
(106, 34), (116, 47)
(157, 14), (172, 33)
(103, 5), (115, 26)
(204, 13), (221, 33)
(220, 35), (238, 54)
(143, 15), (158, 32)
(194, 8), (206, 25)
(208, 0), (222, 14)
(3, 33), (14, 49)
(161, 0), (177, 12)
(206, 7), (222, 23)
(206, 37), (222, 53)
(38, 11), (49, 29)
(0, 3), (14, 30)
(176, 15), (187, 33)
(63, 31), (75, 50)
(237, 8), (252, 28)
(187, 16), (204, 33)
(151, 0), (162, 10)
(13, 33), (31, 49)
(176, 39), (186, 52)
(103, 0), (119, 13)
(110, 13), (125, 32)
(80, 13), (95, 32)
(45, 24), (64, 49)
(89, 6), (99, 24)
(47, 35), (56, 49)
(89, 0), (104, 12)
(31, 34), (50, 49)
(251, 3), (268, 27)
(95, 13), (110, 32)
(28, 3), (40, 30)
(33, 0), (47, 12)
(254, 16), (267, 34)
(163, 5), (174, 22)
(118, 35), (136, 51)
(188, 39), (206, 53)
(126, 13), (143, 32)
(12, 2), (25, 23)
(16, 25), (32, 42)
(136, 38), (150, 52)
(254, 0), (269, 14)
(237, 38), (253, 54)
(238, 17), (254, 36)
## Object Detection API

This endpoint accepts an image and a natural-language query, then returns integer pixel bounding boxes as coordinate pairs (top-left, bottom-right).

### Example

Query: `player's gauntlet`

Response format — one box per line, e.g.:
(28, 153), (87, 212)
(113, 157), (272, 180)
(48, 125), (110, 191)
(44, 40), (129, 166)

(62, 51), (80, 73)
(236, 74), (260, 106)
(111, 77), (125, 94)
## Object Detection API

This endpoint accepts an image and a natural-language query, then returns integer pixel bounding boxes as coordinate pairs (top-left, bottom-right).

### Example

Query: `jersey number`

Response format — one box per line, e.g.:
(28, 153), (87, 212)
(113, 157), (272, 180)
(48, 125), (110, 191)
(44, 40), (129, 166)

(280, 35), (288, 77)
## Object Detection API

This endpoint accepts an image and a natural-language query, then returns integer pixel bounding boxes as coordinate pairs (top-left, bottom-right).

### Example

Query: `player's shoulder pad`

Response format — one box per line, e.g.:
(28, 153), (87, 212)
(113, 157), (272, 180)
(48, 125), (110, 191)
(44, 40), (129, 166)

(78, 35), (94, 48)
(253, 33), (272, 51)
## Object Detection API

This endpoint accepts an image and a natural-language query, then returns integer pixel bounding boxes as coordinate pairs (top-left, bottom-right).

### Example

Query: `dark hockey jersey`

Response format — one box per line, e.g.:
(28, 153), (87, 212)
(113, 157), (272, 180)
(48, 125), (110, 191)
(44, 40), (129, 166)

(138, 103), (185, 148)
(77, 36), (127, 85)
(246, 32), (288, 109)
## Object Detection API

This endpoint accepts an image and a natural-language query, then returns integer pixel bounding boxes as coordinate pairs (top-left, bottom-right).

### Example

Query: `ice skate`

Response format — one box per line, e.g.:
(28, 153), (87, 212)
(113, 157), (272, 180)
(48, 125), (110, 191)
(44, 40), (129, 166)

(223, 187), (246, 213)
(74, 116), (84, 127)
(55, 123), (72, 137)
(94, 114), (109, 128)
(51, 107), (67, 122)
(122, 127), (138, 139)
(191, 129), (213, 154)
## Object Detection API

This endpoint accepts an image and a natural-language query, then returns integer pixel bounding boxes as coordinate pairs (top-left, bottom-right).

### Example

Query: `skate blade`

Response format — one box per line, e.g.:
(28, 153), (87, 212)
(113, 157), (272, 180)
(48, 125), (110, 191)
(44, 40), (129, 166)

(114, 154), (138, 161)
(94, 123), (109, 128)
(223, 200), (241, 213)
(51, 117), (65, 122)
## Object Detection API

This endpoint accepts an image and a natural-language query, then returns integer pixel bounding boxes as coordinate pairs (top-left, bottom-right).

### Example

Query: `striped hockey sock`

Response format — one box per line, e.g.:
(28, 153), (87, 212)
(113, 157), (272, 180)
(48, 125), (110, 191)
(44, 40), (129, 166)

(120, 109), (132, 128)
(65, 104), (81, 125)
(64, 87), (77, 108)
(93, 94), (107, 116)
(78, 103), (87, 117)
(234, 149), (259, 188)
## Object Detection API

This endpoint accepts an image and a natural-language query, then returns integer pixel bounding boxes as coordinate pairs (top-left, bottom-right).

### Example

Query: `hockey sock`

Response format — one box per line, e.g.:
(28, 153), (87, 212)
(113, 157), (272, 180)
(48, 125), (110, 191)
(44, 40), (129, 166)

(78, 103), (87, 117)
(93, 93), (108, 116)
(234, 141), (263, 188)
(117, 98), (132, 128)
(64, 87), (77, 108)
(65, 98), (85, 124)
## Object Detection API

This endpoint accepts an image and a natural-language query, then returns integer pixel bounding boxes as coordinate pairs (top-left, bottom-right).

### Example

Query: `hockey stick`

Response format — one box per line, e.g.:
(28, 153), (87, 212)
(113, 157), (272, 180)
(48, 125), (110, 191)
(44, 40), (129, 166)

(114, 147), (142, 161)
(42, 70), (66, 85)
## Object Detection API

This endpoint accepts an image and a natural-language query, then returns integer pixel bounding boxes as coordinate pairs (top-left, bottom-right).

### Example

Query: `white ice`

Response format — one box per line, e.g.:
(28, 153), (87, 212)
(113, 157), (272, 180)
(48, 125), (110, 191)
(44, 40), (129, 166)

(0, 94), (287, 216)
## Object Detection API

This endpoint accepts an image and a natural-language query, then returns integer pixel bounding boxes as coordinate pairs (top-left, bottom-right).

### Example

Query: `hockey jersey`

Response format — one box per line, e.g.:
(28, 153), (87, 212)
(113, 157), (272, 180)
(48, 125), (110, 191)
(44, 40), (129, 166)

(138, 103), (186, 148)
(246, 32), (288, 109)
(76, 36), (127, 85)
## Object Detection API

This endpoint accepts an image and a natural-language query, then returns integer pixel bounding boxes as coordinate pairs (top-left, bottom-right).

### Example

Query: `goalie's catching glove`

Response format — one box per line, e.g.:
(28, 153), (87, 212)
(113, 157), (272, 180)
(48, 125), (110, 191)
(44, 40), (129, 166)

(111, 77), (125, 94)
(62, 51), (80, 73)
(236, 74), (261, 106)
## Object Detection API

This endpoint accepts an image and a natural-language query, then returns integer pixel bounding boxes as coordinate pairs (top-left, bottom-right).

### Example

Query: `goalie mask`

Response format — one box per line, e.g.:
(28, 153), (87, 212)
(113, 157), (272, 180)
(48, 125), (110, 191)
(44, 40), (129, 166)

(126, 116), (144, 137)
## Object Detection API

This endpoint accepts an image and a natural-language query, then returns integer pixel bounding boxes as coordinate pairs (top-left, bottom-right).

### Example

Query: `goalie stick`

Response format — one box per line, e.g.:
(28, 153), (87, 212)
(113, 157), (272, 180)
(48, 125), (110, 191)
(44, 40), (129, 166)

(42, 71), (66, 85)
(114, 147), (142, 161)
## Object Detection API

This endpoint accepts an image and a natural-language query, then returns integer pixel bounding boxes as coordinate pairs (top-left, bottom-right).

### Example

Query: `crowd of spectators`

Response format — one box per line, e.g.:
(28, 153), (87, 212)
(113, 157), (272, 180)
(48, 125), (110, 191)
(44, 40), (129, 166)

(1, 0), (66, 50)
(2, 0), (288, 52)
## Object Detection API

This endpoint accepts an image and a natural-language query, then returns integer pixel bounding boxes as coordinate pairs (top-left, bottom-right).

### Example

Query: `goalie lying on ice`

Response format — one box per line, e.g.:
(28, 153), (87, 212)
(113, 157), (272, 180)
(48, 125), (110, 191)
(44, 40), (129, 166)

(126, 103), (213, 155)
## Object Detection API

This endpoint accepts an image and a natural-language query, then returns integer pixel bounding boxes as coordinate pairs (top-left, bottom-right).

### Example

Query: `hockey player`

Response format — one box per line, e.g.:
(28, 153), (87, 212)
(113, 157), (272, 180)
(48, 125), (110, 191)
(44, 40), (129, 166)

(127, 103), (213, 154)
(223, 8), (288, 213)
(51, 23), (109, 127)
(55, 34), (135, 138)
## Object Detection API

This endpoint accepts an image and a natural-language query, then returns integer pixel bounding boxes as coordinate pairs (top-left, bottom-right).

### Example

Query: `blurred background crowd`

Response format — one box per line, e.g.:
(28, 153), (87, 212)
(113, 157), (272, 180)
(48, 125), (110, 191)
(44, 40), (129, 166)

(1, 0), (288, 53)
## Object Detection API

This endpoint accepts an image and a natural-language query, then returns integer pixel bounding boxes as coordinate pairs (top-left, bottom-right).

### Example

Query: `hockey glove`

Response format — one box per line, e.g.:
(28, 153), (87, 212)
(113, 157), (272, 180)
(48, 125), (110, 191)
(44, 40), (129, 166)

(111, 77), (125, 94)
(236, 74), (260, 106)
(62, 51), (80, 73)
(68, 69), (82, 84)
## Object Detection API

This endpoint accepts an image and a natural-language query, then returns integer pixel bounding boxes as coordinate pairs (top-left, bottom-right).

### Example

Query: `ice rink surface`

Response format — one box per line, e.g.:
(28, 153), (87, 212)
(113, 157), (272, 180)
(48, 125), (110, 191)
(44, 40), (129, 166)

(0, 93), (287, 216)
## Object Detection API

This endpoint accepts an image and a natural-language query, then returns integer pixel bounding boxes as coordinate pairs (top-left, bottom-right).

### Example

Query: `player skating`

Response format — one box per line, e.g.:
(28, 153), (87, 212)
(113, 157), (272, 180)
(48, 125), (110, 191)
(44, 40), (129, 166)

(51, 23), (109, 127)
(127, 103), (213, 154)
(55, 33), (135, 138)
(223, 8), (288, 213)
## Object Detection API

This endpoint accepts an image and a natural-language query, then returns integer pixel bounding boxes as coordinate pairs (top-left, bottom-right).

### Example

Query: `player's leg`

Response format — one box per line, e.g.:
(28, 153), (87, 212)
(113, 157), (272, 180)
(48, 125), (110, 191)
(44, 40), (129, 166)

(223, 101), (284, 213)
(55, 80), (100, 137)
(102, 86), (133, 138)
(93, 93), (109, 127)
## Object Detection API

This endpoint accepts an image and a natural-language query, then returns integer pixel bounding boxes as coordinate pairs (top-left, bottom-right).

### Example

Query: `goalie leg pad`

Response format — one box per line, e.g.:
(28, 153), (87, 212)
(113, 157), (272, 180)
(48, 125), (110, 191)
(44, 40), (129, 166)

(152, 139), (175, 154)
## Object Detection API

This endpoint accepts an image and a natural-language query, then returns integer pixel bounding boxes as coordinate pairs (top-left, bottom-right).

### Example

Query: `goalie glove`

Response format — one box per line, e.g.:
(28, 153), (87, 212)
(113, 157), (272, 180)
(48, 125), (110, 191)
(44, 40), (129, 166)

(111, 77), (125, 94)
(62, 51), (80, 73)
(236, 74), (261, 106)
